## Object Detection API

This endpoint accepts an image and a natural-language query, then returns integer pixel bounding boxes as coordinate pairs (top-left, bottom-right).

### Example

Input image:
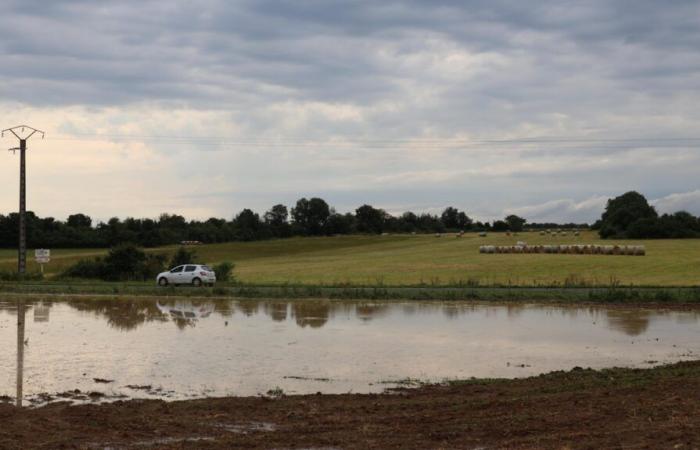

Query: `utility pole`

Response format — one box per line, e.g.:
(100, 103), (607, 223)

(2, 125), (45, 275)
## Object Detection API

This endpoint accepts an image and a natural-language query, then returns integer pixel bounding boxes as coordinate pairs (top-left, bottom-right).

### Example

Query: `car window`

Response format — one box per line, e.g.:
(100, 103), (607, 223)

(170, 266), (184, 273)
(184, 265), (196, 272)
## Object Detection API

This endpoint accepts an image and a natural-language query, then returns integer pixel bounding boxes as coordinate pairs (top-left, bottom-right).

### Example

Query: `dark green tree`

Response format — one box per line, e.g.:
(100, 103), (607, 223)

(291, 197), (330, 235)
(599, 191), (657, 238)
(67, 213), (92, 228)
(232, 209), (264, 241)
(504, 214), (526, 232)
(103, 244), (147, 281)
(170, 246), (197, 267)
(264, 204), (291, 238)
(355, 204), (384, 234)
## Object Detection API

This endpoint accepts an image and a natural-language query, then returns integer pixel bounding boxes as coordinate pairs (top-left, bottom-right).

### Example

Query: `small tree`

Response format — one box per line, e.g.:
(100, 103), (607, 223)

(504, 215), (526, 232)
(355, 204), (384, 234)
(213, 261), (235, 282)
(599, 191), (657, 238)
(170, 246), (197, 268)
(102, 243), (147, 281)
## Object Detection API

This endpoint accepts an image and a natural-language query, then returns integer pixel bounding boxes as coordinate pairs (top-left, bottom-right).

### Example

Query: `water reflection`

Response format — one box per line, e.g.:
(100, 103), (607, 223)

(2, 297), (700, 405)
(16, 299), (25, 407)
(604, 310), (652, 336)
(1, 297), (699, 336)
(156, 301), (215, 329)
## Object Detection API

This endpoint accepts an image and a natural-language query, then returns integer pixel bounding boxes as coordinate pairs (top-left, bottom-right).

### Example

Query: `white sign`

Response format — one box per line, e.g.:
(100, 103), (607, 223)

(35, 249), (50, 264)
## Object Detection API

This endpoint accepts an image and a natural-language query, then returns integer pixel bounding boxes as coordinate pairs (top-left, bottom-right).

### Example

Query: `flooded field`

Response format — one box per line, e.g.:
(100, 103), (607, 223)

(1, 296), (699, 407)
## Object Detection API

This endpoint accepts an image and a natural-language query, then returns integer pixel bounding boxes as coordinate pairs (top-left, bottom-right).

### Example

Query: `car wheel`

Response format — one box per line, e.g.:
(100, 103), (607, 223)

(158, 277), (168, 287)
(192, 277), (202, 287)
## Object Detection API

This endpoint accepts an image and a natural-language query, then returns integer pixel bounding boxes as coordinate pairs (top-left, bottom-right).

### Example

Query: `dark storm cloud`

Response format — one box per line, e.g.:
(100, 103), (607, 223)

(2, 0), (700, 221)
(2, 0), (699, 108)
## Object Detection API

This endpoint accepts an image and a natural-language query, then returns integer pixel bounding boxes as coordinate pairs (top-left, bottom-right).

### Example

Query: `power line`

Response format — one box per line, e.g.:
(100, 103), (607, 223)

(41, 134), (700, 149)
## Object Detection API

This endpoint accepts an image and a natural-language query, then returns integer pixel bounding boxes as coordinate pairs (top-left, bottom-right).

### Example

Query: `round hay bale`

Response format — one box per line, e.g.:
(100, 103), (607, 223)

(636, 245), (646, 256)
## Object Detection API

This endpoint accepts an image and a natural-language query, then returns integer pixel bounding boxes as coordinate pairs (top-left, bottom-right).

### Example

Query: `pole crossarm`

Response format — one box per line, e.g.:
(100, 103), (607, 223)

(2, 125), (45, 140)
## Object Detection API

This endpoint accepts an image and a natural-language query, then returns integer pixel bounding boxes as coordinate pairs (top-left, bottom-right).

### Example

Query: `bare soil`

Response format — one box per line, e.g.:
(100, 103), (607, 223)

(2, 361), (699, 449)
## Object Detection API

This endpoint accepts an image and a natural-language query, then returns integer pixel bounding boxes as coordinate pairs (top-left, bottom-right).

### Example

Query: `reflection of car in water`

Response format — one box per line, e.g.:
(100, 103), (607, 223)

(156, 300), (215, 322)
(156, 264), (216, 287)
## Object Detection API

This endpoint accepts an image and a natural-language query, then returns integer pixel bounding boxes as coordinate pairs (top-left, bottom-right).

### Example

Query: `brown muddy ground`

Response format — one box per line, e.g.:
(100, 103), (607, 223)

(1, 361), (699, 449)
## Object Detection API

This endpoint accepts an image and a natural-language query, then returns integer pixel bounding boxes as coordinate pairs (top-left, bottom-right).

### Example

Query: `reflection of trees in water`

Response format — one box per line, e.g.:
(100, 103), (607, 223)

(263, 302), (288, 322)
(292, 301), (330, 328)
(605, 310), (652, 336)
(216, 300), (236, 318)
(18, 297), (700, 334)
(237, 301), (259, 317)
(355, 302), (390, 321)
(68, 299), (166, 331)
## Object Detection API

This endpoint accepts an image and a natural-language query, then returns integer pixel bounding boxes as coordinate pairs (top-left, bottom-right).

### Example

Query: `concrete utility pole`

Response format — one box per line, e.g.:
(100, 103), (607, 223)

(2, 125), (44, 275)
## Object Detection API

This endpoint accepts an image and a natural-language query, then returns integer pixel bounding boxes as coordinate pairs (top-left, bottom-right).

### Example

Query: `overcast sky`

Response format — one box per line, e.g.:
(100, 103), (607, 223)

(1, 0), (699, 223)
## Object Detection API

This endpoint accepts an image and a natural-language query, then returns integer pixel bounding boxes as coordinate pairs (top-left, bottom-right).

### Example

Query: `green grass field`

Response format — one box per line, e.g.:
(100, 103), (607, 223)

(1, 231), (699, 286)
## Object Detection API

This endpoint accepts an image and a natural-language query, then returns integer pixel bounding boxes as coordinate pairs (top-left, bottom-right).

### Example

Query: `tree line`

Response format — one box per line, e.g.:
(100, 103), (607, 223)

(593, 191), (700, 239)
(2, 191), (695, 249)
(0, 199), (536, 248)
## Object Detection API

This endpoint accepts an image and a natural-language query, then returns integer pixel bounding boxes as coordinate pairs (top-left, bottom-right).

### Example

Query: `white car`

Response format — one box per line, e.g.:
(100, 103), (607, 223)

(157, 264), (216, 287)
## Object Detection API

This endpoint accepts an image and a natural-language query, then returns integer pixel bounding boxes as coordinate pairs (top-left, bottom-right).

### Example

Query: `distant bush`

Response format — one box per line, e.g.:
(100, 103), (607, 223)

(62, 244), (167, 281)
(0, 270), (44, 281)
(213, 261), (235, 282)
(170, 247), (197, 268)
(62, 258), (105, 279)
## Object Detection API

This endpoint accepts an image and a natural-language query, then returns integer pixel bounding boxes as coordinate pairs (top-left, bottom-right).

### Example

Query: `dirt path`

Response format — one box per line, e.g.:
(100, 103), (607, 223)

(2, 361), (699, 449)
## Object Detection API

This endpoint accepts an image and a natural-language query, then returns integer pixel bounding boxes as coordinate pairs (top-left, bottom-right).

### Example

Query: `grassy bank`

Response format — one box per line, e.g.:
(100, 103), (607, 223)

(3, 360), (700, 448)
(2, 231), (700, 286)
(2, 281), (700, 304)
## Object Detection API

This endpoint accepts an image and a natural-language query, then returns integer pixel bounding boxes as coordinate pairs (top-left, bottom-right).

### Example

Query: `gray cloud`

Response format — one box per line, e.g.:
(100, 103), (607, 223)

(1, 1), (699, 221)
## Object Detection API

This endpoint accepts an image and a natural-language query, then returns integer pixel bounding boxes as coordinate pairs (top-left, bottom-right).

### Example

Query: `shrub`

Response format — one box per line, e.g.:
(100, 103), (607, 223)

(142, 253), (168, 279)
(102, 244), (147, 281)
(62, 244), (167, 281)
(170, 246), (197, 268)
(0, 270), (44, 281)
(213, 261), (235, 282)
(62, 258), (106, 279)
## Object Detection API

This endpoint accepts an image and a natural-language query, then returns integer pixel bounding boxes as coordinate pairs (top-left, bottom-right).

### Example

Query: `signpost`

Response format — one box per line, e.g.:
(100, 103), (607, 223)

(34, 249), (50, 274)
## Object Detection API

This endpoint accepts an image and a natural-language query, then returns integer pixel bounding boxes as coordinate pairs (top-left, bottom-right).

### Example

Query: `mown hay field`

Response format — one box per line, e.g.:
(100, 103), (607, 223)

(0, 231), (698, 286)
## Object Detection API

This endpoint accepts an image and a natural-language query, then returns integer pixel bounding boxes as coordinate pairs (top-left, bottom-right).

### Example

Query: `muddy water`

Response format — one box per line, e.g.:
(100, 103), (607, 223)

(1, 297), (699, 406)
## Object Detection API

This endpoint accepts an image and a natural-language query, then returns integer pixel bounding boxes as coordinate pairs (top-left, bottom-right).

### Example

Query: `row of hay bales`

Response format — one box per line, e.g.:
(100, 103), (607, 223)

(539, 230), (580, 236)
(479, 244), (646, 255)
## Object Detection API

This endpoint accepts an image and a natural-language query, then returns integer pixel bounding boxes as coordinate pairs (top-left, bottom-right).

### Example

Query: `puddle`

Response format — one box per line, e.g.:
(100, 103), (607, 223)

(1, 296), (700, 406)
(213, 421), (277, 434)
(90, 436), (215, 449)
